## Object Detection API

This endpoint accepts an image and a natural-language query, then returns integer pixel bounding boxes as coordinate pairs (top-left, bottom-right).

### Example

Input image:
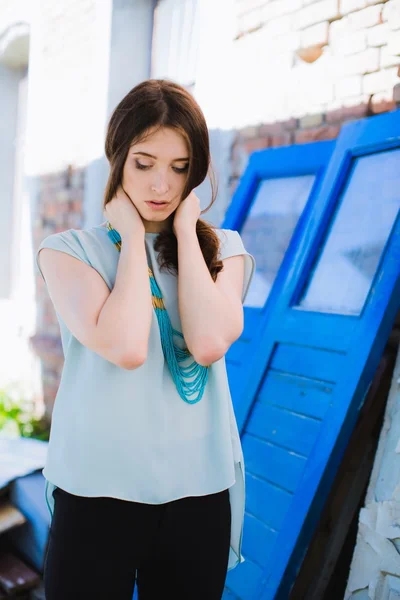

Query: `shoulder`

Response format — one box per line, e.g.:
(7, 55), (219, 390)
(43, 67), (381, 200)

(214, 228), (246, 261)
(38, 225), (104, 252)
(36, 227), (100, 271)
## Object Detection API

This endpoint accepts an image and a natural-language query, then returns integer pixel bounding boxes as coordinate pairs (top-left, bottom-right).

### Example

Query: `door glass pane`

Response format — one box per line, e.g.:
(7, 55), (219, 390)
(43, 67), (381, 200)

(241, 175), (316, 308)
(297, 149), (400, 315)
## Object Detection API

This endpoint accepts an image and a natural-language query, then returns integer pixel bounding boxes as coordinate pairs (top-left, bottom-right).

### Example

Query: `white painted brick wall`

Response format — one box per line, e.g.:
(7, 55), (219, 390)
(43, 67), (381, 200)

(331, 29), (367, 54)
(367, 22), (391, 46)
(341, 0), (369, 15)
(347, 4), (384, 29)
(230, 0), (399, 128)
(335, 74), (363, 96)
(383, 0), (400, 29)
(300, 21), (330, 46)
(380, 44), (400, 68)
(340, 47), (381, 75)
(296, 0), (341, 29)
(363, 65), (399, 92)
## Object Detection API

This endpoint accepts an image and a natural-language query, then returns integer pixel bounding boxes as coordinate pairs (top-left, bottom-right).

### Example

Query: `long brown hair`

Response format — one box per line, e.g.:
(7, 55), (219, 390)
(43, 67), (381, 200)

(103, 79), (223, 281)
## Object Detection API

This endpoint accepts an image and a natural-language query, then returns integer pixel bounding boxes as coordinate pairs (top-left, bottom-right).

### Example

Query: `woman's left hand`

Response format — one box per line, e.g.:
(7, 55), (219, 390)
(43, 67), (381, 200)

(173, 192), (201, 237)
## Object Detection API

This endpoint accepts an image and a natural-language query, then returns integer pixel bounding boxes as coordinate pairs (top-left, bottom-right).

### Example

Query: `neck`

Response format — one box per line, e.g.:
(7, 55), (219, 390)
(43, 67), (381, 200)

(143, 216), (173, 235)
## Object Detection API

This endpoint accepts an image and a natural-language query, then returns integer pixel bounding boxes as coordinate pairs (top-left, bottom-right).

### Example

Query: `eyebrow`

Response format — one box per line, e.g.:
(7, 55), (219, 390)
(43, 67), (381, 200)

(133, 151), (189, 161)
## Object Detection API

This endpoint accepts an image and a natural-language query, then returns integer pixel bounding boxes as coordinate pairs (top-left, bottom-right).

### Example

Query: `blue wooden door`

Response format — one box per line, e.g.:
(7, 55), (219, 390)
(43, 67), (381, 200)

(223, 141), (335, 405)
(224, 110), (400, 600)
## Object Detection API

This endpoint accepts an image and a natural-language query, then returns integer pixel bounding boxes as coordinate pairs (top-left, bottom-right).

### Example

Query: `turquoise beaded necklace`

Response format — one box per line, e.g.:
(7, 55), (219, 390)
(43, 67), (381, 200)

(106, 222), (209, 404)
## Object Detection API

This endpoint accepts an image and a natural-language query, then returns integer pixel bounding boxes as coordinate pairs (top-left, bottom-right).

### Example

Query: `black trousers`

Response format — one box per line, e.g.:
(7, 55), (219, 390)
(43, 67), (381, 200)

(44, 486), (231, 599)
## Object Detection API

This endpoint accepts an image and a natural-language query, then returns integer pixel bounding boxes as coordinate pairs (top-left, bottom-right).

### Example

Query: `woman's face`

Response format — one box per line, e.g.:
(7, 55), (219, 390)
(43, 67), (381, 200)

(122, 126), (190, 233)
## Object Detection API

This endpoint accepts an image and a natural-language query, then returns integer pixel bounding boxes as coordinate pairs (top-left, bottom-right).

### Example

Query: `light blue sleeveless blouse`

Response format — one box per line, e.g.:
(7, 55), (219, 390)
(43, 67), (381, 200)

(36, 223), (255, 570)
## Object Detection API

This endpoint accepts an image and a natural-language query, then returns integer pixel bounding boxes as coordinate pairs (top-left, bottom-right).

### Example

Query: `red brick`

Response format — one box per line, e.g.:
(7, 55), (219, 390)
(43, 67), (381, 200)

(270, 132), (293, 146)
(70, 200), (81, 212)
(238, 125), (260, 140)
(370, 90), (396, 112)
(258, 123), (285, 136)
(300, 113), (324, 128)
(258, 119), (299, 137)
(294, 124), (341, 143)
(394, 82), (400, 102)
(326, 101), (368, 122)
(243, 137), (270, 153)
(283, 117), (299, 130)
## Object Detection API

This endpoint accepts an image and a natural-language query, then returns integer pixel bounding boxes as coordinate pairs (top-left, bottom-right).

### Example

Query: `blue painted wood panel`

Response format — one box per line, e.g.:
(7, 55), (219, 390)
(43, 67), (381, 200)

(246, 401), (321, 457)
(241, 513), (278, 568)
(242, 433), (307, 492)
(257, 370), (334, 420)
(245, 473), (293, 532)
(223, 109), (400, 600)
(270, 343), (345, 382)
(223, 141), (335, 406)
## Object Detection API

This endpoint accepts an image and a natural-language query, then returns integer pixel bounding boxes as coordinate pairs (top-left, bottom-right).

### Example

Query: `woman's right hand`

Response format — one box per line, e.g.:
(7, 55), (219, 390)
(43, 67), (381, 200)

(103, 187), (145, 240)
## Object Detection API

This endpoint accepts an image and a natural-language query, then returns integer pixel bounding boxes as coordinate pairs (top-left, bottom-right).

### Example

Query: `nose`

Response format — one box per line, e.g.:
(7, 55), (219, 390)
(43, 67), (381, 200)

(151, 173), (169, 196)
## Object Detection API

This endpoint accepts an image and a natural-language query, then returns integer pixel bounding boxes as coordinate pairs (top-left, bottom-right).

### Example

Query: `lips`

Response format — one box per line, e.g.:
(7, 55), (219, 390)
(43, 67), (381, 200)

(145, 201), (169, 210)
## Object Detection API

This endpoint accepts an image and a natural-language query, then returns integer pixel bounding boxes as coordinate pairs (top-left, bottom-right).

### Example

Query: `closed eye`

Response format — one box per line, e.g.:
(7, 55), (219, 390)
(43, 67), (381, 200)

(135, 160), (189, 174)
(135, 160), (151, 171)
(173, 164), (189, 174)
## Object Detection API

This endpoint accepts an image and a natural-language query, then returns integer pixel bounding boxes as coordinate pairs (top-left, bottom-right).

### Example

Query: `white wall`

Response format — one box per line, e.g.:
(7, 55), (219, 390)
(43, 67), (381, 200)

(0, 63), (20, 298)
(85, 0), (155, 228)
(345, 346), (400, 599)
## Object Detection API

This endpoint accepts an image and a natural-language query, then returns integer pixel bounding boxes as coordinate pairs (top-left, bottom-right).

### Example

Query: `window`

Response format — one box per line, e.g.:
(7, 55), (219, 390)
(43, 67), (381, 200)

(297, 149), (400, 315)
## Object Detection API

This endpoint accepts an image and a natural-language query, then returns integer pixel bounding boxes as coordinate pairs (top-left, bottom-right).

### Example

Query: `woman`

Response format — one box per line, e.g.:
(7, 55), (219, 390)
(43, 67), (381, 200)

(36, 79), (255, 600)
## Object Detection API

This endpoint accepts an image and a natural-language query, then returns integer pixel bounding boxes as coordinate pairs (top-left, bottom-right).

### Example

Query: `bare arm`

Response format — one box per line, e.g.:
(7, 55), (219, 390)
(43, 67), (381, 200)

(38, 234), (152, 370)
(176, 229), (245, 366)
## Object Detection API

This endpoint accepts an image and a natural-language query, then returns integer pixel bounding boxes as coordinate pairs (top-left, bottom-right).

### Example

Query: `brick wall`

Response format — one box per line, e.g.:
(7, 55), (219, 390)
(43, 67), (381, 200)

(30, 167), (84, 417)
(230, 0), (400, 191)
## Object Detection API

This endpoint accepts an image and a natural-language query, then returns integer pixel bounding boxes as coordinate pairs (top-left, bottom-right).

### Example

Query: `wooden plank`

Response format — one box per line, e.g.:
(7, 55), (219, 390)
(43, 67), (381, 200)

(242, 433), (306, 493)
(270, 343), (344, 382)
(280, 310), (357, 352)
(246, 401), (321, 457)
(258, 369), (334, 420)
(225, 557), (264, 599)
(242, 512), (278, 569)
(223, 588), (240, 600)
(246, 473), (292, 532)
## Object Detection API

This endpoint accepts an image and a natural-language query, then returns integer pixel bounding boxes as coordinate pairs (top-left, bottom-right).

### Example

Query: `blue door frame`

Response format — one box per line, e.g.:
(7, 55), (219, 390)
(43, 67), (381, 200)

(223, 110), (400, 599)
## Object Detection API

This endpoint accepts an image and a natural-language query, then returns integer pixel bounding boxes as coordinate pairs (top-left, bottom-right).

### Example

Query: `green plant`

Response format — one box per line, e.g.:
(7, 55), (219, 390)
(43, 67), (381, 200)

(0, 389), (49, 441)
